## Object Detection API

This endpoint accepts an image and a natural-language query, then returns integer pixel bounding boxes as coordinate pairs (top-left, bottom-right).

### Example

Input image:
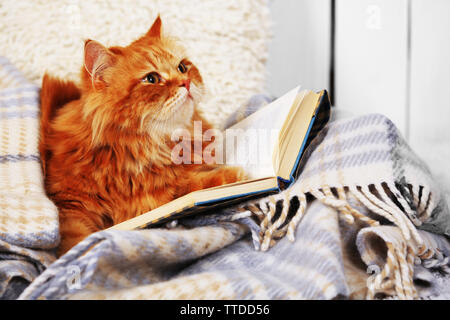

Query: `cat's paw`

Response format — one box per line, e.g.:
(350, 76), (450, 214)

(220, 166), (247, 184)
(191, 165), (248, 190)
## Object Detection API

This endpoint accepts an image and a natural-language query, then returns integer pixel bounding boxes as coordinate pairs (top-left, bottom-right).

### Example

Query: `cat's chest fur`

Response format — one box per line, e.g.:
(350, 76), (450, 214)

(46, 131), (184, 225)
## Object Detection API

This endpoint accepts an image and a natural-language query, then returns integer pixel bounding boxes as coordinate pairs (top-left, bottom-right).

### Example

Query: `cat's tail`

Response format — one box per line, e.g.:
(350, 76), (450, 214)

(39, 74), (81, 175)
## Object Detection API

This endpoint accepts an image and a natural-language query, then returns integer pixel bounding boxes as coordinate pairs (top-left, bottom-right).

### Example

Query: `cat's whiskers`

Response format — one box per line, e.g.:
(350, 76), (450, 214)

(189, 82), (203, 102)
(145, 115), (177, 163)
(140, 87), (197, 165)
(163, 88), (190, 118)
(147, 88), (194, 131)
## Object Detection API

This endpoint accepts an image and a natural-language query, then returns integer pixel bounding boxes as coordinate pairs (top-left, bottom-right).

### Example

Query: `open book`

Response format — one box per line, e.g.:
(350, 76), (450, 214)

(111, 86), (331, 230)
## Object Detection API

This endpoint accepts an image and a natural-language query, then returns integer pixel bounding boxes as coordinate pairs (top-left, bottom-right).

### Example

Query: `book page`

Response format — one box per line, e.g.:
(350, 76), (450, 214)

(110, 177), (279, 230)
(278, 90), (322, 181)
(224, 86), (301, 179)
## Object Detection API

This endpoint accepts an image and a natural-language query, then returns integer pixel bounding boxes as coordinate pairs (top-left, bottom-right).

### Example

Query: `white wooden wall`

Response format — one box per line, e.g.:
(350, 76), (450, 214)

(409, 0), (450, 180)
(268, 0), (450, 164)
(410, 0), (450, 148)
(266, 0), (331, 97)
(335, 0), (450, 146)
(335, 0), (410, 135)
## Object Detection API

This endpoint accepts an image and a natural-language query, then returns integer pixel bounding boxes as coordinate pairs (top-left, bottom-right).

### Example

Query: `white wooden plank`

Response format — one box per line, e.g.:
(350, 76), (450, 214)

(410, 0), (450, 147)
(335, 0), (409, 135)
(266, 0), (331, 96)
(408, 0), (450, 181)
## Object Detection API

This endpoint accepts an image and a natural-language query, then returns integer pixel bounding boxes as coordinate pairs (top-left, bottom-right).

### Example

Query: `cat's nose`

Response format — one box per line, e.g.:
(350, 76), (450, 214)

(179, 79), (190, 92)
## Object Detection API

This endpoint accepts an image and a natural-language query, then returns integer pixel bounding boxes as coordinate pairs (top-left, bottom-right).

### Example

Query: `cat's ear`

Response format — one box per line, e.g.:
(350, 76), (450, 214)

(146, 15), (162, 39)
(84, 39), (114, 89)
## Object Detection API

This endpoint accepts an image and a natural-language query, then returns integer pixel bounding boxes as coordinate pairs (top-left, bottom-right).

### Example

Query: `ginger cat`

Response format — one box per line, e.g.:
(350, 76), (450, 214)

(39, 16), (245, 255)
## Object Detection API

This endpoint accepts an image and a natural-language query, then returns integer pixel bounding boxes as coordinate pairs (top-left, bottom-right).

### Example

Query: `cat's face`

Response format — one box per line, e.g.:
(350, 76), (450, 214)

(82, 16), (204, 138)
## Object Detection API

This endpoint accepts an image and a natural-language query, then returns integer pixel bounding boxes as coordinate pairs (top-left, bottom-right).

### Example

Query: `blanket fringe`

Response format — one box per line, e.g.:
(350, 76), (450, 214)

(235, 181), (446, 300)
(366, 242), (417, 299)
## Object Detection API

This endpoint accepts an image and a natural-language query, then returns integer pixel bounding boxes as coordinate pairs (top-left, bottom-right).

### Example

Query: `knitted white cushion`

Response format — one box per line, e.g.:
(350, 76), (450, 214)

(0, 0), (271, 126)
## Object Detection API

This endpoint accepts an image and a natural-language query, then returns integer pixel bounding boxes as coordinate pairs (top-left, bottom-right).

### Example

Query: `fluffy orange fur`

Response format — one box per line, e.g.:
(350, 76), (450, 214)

(39, 16), (245, 255)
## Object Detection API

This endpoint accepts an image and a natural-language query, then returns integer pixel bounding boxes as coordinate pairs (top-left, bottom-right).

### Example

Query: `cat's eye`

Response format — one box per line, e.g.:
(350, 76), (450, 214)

(142, 72), (161, 84)
(178, 62), (187, 73)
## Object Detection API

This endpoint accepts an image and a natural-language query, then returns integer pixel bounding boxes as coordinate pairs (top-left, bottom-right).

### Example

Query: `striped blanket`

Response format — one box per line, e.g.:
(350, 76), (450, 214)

(0, 57), (59, 299)
(1, 56), (450, 300)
